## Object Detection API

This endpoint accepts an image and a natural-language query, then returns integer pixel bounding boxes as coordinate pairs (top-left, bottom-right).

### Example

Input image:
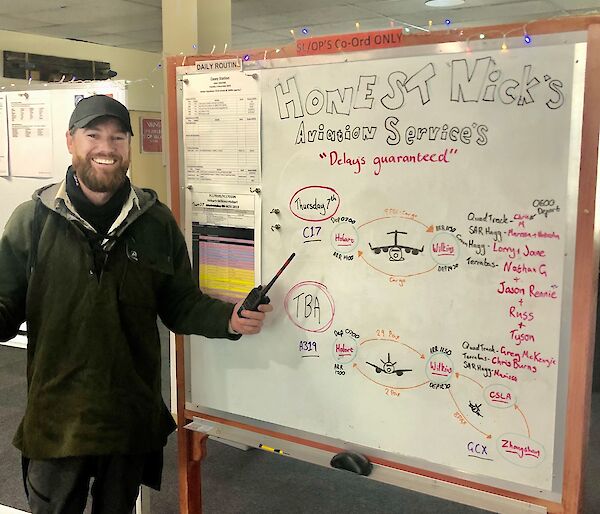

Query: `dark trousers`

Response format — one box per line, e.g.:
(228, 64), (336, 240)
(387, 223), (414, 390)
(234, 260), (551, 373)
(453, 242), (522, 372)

(23, 454), (145, 514)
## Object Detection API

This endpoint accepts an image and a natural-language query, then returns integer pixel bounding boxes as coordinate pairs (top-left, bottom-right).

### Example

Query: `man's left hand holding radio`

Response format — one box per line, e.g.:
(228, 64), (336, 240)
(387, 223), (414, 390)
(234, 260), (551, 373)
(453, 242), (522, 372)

(229, 300), (273, 335)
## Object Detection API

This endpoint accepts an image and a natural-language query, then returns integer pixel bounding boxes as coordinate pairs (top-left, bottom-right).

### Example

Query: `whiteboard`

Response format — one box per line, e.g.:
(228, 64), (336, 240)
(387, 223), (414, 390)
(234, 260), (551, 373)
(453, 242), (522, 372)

(187, 38), (585, 499)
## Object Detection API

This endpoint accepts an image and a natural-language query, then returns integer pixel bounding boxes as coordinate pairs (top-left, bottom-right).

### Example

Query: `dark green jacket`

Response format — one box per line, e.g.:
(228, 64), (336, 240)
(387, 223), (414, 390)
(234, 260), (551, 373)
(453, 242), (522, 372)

(0, 181), (238, 460)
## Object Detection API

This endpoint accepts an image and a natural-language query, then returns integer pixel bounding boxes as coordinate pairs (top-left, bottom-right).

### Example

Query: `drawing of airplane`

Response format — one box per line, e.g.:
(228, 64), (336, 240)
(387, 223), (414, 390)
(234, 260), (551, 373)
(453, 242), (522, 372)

(366, 353), (412, 376)
(369, 230), (424, 261)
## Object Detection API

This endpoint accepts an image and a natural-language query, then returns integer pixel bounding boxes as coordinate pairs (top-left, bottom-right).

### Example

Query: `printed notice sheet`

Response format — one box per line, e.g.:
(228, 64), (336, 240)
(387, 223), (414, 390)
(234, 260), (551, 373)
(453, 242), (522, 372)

(0, 94), (8, 177)
(182, 69), (260, 185)
(7, 92), (53, 178)
(189, 188), (259, 303)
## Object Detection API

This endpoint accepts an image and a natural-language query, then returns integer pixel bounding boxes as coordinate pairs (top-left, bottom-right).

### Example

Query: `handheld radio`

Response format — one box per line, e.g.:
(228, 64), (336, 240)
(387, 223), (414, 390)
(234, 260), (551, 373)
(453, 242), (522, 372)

(237, 253), (295, 317)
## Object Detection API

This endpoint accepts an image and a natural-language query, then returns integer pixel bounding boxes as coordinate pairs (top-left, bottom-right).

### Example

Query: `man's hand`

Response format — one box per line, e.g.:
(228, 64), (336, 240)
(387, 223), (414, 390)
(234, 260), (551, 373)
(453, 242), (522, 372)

(230, 300), (274, 335)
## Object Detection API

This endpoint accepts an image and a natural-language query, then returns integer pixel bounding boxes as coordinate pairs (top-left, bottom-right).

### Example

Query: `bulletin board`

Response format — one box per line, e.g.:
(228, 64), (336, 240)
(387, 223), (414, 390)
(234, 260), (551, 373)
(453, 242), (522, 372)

(0, 81), (127, 233)
(167, 17), (600, 514)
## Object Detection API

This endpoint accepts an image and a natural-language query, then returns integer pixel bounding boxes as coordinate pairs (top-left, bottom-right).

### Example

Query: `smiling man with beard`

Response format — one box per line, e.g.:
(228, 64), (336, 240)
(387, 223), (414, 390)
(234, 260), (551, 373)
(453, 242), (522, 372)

(0, 95), (273, 514)
(67, 116), (131, 195)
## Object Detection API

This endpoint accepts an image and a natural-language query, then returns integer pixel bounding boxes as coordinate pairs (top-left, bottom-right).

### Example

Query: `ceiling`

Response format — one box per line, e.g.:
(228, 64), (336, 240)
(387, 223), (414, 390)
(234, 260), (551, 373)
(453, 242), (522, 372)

(0, 0), (598, 54)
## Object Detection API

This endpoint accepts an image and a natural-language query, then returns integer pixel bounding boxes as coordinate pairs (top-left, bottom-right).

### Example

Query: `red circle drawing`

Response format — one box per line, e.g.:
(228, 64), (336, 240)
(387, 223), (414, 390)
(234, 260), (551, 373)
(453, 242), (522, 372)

(289, 185), (340, 222)
(284, 280), (335, 332)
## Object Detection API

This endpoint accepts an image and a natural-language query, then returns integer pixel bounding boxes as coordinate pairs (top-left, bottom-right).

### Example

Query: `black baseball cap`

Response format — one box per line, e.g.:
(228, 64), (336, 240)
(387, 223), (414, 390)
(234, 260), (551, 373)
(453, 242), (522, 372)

(69, 95), (133, 135)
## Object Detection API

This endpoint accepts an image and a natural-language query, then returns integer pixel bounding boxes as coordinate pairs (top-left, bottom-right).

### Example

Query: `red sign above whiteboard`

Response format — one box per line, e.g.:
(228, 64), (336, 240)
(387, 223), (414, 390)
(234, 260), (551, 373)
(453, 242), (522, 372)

(296, 29), (403, 56)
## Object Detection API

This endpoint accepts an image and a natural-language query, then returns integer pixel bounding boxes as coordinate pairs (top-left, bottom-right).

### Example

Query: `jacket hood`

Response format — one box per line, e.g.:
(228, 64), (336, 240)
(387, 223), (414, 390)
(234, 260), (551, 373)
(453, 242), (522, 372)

(33, 180), (158, 229)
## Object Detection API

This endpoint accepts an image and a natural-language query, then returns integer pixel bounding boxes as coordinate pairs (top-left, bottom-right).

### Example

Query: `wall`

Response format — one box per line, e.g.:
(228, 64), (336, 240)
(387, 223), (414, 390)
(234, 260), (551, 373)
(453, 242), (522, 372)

(0, 29), (162, 111)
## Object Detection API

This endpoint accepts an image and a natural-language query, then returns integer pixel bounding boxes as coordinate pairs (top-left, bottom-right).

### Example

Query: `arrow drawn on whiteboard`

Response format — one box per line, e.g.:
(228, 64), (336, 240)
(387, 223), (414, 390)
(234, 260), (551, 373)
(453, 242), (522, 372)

(359, 337), (425, 359)
(448, 389), (492, 439)
(357, 252), (437, 278)
(352, 363), (429, 390)
(454, 372), (483, 389)
(514, 404), (531, 438)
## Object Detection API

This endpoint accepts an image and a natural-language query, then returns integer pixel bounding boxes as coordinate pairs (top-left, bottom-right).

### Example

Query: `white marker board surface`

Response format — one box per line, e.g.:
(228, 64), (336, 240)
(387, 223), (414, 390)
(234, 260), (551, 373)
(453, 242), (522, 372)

(188, 39), (585, 498)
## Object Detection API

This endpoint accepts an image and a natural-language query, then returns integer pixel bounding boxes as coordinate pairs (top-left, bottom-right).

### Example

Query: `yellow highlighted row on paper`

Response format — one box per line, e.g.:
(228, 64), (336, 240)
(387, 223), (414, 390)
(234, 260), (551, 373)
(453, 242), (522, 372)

(200, 264), (254, 295)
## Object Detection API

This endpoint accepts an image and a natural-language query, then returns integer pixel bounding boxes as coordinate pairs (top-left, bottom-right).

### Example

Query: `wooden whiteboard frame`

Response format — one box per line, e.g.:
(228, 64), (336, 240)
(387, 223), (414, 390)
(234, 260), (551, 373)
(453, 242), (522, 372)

(165, 16), (600, 514)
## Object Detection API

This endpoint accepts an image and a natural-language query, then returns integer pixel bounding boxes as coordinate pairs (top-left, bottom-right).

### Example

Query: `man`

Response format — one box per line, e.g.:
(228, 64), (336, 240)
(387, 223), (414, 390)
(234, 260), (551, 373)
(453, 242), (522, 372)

(0, 95), (272, 513)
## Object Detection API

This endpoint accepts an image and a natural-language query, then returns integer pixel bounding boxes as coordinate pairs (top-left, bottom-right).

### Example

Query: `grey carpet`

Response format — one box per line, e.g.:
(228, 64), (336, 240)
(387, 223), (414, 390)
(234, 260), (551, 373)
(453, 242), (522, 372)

(1, 343), (599, 513)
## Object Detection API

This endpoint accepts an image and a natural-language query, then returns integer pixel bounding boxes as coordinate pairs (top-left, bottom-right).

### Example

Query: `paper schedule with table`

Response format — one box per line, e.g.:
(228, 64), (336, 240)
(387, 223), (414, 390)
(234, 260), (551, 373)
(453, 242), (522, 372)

(182, 71), (260, 185)
(6, 91), (53, 178)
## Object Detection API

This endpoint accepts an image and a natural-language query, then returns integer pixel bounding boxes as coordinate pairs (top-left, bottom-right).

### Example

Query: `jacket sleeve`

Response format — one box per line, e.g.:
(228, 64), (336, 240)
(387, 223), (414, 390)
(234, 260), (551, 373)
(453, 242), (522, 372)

(156, 215), (240, 340)
(0, 202), (34, 342)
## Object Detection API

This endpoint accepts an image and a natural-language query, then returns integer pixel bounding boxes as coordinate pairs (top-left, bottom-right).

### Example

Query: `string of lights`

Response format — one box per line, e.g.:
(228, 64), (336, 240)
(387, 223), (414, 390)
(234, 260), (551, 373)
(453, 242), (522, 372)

(162, 13), (569, 66)
(1, 10), (598, 92)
